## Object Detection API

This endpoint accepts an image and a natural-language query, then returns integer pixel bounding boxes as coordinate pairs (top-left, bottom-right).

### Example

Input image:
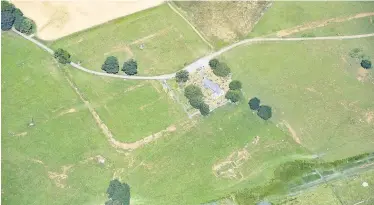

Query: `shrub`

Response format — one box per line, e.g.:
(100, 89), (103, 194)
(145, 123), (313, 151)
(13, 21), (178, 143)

(213, 62), (231, 77)
(106, 179), (130, 205)
(189, 97), (204, 109)
(248, 97), (260, 110)
(199, 103), (210, 116)
(14, 17), (34, 34)
(184, 85), (203, 99)
(102, 56), (119, 74)
(225, 90), (241, 103)
(175, 70), (189, 83)
(1, 11), (15, 31)
(122, 59), (137, 75)
(209, 59), (219, 69)
(229, 80), (242, 90)
(54, 48), (71, 64)
(361, 59), (372, 69)
(257, 105), (272, 120)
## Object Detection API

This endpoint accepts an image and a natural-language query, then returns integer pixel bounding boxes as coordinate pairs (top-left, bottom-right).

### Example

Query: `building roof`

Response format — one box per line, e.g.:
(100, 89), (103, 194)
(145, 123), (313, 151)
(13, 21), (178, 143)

(203, 78), (222, 94)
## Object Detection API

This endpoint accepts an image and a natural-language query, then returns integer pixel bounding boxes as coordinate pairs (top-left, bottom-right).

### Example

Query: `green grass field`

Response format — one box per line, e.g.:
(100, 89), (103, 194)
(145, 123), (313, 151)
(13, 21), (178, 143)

(220, 37), (374, 161)
(250, 1), (374, 37)
(65, 68), (186, 142)
(50, 4), (211, 75)
(1, 32), (122, 205)
(294, 17), (374, 37)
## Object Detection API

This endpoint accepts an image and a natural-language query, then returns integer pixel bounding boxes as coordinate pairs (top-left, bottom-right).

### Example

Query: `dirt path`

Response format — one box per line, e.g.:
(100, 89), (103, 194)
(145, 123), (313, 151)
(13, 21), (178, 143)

(283, 120), (301, 144)
(276, 12), (374, 37)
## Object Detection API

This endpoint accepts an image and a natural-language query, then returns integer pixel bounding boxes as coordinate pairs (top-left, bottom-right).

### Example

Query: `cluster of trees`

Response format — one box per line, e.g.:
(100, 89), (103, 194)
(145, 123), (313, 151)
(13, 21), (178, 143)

(184, 85), (210, 116)
(225, 80), (242, 103)
(175, 70), (189, 83)
(105, 179), (130, 205)
(209, 59), (231, 77)
(102, 56), (138, 75)
(54, 48), (71, 64)
(248, 97), (272, 120)
(1, 1), (35, 34)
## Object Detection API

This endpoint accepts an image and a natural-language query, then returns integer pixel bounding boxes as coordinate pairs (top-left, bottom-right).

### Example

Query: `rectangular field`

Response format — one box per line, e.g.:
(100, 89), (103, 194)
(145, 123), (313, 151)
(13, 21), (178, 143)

(220, 37), (374, 160)
(50, 4), (211, 75)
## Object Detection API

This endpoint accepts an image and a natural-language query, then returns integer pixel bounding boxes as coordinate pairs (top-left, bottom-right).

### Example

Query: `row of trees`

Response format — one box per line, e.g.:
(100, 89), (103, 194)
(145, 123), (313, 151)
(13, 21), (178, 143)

(248, 97), (272, 120)
(102, 56), (138, 75)
(184, 85), (210, 116)
(225, 80), (242, 103)
(209, 59), (231, 77)
(1, 1), (35, 34)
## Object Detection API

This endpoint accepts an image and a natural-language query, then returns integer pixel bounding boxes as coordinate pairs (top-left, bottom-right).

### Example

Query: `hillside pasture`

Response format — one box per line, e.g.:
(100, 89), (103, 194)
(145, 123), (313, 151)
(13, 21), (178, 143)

(250, 1), (374, 37)
(66, 68), (186, 143)
(220, 37), (374, 161)
(50, 4), (211, 76)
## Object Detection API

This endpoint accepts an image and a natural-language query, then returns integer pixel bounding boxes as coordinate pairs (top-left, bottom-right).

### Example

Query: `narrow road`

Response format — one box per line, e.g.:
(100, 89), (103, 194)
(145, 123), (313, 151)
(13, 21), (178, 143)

(12, 28), (374, 80)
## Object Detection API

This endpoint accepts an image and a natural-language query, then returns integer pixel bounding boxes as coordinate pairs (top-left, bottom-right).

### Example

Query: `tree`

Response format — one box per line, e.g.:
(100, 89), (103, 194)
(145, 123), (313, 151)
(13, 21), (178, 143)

(54, 48), (71, 64)
(257, 105), (272, 120)
(229, 80), (242, 90)
(248, 97), (260, 110)
(209, 58), (219, 69)
(175, 70), (189, 83)
(1, 11), (15, 31)
(361, 59), (372, 69)
(213, 62), (231, 77)
(184, 85), (203, 99)
(199, 103), (210, 116)
(189, 97), (204, 109)
(1, 1), (15, 12)
(102, 56), (119, 74)
(106, 179), (130, 205)
(225, 90), (241, 103)
(14, 17), (34, 34)
(122, 59), (137, 75)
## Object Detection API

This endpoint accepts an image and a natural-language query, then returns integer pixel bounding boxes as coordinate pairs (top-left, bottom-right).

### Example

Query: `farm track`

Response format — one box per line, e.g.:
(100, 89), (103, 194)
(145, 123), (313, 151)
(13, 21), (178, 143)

(12, 28), (374, 81)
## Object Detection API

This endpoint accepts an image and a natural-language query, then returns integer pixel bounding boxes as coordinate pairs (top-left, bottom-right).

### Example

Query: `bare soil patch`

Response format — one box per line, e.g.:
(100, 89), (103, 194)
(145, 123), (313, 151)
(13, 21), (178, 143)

(357, 67), (370, 82)
(282, 120), (301, 144)
(129, 28), (170, 45)
(12, 0), (165, 40)
(58, 108), (77, 116)
(276, 12), (374, 37)
(48, 165), (73, 188)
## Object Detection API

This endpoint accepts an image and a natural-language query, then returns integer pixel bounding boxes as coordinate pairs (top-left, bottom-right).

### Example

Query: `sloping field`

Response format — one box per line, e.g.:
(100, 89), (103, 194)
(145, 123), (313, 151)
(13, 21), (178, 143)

(250, 1), (374, 37)
(66, 68), (185, 143)
(50, 4), (211, 75)
(220, 37), (374, 161)
(1, 32), (122, 205)
(11, 0), (164, 40)
(173, 1), (270, 48)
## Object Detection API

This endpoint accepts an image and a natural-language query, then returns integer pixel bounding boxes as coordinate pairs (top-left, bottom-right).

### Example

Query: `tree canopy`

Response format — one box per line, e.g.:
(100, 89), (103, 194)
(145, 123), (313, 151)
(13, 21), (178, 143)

(176, 70), (189, 83)
(1, 1), (15, 12)
(122, 59), (138, 75)
(225, 90), (241, 103)
(189, 97), (204, 109)
(361, 59), (372, 69)
(102, 56), (119, 74)
(184, 85), (203, 100)
(229, 80), (242, 90)
(199, 103), (210, 116)
(1, 11), (15, 31)
(257, 105), (272, 120)
(248, 97), (261, 110)
(213, 62), (231, 77)
(14, 17), (34, 34)
(106, 179), (130, 205)
(54, 48), (71, 64)
(209, 59), (219, 69)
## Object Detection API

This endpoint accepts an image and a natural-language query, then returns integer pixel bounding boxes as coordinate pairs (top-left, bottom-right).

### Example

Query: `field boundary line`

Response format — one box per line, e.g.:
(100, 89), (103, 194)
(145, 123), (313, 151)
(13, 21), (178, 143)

(11, 28), (374, 81)
(167, 1), (214, 50)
